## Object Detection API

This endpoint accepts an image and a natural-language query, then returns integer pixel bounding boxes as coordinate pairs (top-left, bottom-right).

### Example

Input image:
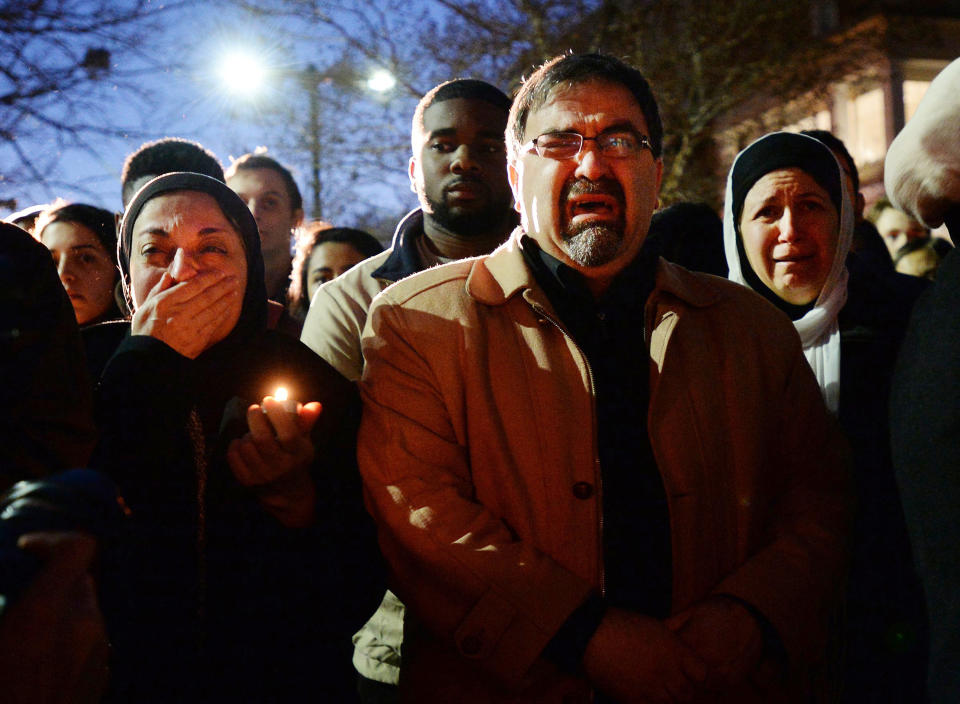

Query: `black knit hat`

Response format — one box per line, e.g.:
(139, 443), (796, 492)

(730, 131), (843, 233)
(118, 171), (267, 340)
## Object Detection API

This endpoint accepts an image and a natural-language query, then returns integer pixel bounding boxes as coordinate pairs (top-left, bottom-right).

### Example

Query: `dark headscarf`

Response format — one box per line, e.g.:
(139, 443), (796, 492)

(729, 131), (843, 233)
(118, 172), (268, 346)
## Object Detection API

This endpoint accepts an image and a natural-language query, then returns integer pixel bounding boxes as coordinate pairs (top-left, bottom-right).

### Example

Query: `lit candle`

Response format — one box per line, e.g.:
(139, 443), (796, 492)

(272, 386), (298, 414)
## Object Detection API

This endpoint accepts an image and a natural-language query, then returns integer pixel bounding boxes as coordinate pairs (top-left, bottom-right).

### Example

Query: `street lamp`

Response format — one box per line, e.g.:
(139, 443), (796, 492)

(215, 49), (395, 219)
(299, 63), (397, 218)
(216, 50), (267, 97)
(367, 69), (397, 94)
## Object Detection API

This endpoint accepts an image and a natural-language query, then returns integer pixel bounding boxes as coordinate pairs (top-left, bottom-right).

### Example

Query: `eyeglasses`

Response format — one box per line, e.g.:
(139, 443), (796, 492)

(521, 130), (653, 160)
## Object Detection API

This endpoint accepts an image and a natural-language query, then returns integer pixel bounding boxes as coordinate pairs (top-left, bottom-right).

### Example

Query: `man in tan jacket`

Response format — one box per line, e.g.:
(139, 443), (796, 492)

(359, 54), (851, 703)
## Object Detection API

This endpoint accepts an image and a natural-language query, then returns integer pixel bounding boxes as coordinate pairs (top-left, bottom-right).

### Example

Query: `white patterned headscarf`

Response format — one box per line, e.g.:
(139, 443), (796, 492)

(723, 132), (855, 413)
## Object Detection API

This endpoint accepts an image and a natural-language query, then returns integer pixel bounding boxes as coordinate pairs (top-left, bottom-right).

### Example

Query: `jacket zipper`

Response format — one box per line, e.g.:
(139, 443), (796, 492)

(528, 300), (606, 598)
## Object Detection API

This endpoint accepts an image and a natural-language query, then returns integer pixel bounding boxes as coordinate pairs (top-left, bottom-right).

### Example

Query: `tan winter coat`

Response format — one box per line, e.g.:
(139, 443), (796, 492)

(358, 232), (851, 703)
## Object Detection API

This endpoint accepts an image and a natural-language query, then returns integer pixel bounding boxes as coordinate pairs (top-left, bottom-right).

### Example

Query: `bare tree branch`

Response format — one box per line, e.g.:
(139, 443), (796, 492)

(0, 0), (190, 203)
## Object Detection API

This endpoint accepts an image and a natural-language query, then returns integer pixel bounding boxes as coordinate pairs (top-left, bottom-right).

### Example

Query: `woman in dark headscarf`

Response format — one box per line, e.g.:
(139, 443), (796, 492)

(91, 172), (382, 702)
(723, 132), (928, 703)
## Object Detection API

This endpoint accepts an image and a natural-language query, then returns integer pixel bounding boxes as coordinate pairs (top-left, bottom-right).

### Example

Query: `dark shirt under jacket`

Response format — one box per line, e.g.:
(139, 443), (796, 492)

(520, 237), (671, 620)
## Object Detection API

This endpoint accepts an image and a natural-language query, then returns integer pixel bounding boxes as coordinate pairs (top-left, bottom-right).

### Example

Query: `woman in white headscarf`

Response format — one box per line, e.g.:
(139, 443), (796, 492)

(723, 131), (854, 412)
(724, 131), (928, 703)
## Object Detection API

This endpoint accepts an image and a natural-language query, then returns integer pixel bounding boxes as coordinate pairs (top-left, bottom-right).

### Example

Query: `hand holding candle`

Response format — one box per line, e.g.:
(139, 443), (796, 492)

(226, 387), (323, 528)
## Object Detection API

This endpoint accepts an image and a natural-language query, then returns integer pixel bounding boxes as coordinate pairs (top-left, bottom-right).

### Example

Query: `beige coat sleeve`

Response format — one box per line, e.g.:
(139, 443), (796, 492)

(357, 291), (594, 690)
(299, 254), (391, 382)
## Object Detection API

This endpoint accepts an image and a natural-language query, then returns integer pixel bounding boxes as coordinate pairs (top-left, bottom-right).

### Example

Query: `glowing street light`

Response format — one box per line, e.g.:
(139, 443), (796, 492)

(366, 69), (396, 93)
(217, 50), (267, 96)
(213, 47), (396, 218)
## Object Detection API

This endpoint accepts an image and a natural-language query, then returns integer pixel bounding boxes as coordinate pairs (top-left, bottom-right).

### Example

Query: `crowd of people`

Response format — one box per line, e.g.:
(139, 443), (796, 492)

(1, 51), (958, 703)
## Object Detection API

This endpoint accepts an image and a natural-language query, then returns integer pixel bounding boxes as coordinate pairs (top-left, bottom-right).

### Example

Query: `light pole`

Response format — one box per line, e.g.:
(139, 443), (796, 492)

(301, 64), (323, 219)
(216, 50), (396, 220)
(297, 61), (396, 219)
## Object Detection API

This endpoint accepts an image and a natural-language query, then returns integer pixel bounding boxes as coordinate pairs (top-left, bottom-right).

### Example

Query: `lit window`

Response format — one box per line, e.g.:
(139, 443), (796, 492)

(782, 110), (832, 133)
(903, 80), (931, 123)
(846, 88), (885, 164)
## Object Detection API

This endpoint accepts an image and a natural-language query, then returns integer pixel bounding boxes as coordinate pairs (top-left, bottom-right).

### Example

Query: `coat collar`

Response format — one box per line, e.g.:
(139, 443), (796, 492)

(371, 208), (425, 283)
(467, 227), (724, 310)
(467, 228), (534, 306)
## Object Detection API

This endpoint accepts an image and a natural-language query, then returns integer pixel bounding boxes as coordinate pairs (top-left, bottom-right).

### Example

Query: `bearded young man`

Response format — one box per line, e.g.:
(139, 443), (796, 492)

(299, 78), (516, 701)
(356, 53), (851, 703)
(300, 78), (516, 383)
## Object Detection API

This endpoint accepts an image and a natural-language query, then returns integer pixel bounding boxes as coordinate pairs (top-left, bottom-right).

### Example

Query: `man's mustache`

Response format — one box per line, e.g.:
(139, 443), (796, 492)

(562, 177), (624, 203)
(444, 175), (486, 192)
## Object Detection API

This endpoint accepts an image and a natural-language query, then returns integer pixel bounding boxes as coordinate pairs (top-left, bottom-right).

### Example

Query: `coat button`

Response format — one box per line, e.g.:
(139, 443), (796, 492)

(572, 481), (594, 499)
(460, 634), (483, 656)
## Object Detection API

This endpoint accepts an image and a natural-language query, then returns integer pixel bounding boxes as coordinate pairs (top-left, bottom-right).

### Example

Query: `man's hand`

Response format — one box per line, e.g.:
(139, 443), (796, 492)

(582, 607), (708, 703)
(666, 596), (764, 691)
(226, 396), (322, 528)
(130, 270), (241, 358)
(0, 531), (109, 704)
